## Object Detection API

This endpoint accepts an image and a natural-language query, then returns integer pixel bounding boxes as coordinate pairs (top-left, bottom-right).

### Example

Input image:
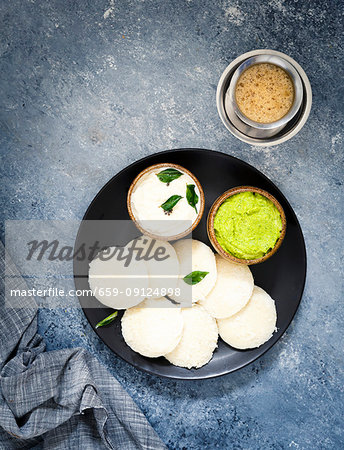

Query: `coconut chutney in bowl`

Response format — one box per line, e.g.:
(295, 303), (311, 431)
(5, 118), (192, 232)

(127, 163), (205, 240)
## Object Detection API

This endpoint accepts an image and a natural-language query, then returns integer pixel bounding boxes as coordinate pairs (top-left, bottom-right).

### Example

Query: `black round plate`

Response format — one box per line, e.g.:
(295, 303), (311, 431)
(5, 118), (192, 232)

(74, 149), (306, 380)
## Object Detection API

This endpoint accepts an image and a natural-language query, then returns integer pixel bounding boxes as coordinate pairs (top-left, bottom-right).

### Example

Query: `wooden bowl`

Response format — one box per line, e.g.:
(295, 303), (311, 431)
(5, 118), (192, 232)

(207, 186), (286, 265)
(127, 163), (205, 240)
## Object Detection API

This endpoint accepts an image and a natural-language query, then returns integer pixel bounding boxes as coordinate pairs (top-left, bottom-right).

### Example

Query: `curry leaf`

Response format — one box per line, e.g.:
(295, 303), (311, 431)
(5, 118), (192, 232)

(95, 311), (118, 329)
(160, 195), (183, 212)
(156, 168), (183, 183)
(183, 271), (209, 285)
(186, 184), (199, 213)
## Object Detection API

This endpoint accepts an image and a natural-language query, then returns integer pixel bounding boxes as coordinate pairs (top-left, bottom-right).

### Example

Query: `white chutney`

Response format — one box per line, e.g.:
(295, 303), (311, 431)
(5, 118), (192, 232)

(131, 168), (199, 237)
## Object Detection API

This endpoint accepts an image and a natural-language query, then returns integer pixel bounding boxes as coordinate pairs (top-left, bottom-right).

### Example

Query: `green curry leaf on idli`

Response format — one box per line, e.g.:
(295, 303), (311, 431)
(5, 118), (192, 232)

(183, 271), (209, 285)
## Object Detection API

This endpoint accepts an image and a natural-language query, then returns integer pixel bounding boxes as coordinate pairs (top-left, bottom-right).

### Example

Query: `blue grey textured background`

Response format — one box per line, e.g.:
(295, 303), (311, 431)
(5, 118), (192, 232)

(1, 0), (343, 448)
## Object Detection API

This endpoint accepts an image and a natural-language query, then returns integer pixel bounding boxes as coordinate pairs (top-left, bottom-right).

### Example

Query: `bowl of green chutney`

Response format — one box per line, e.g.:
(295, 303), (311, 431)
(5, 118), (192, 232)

(207, 186), (286, 265)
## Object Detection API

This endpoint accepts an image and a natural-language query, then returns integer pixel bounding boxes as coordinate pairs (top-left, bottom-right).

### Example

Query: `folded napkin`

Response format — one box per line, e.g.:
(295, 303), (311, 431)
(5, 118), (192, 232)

(0, 242), (166, 449)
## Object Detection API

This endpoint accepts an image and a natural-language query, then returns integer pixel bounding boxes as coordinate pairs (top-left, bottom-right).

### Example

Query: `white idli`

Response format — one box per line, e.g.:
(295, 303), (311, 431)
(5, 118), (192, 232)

(165, 305), (218, 369)
(89, 246), (148, 309)
(199, 255), (253, 319)
(126, 236), (179, 298)
(121, 297), (183, 358)
(173, 239), (217, 304)
(217, 286), (277, 349)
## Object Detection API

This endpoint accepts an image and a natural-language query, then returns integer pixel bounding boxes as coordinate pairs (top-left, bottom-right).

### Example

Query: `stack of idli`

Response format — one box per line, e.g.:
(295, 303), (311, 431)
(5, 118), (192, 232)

(121, 238), (220, 368)
(89, 246), (148, 309)
(122, 297), (184, 358)
(172, 239), (217, 304)
(165, 304), (218, 369)
(217, 286), (277, 350)
(89, 238), (179, 308)
(200, 255), (277, 351)
(199, 255), (254, 318)
(126, 236), (180, 298)
(89, 237), (277, 370)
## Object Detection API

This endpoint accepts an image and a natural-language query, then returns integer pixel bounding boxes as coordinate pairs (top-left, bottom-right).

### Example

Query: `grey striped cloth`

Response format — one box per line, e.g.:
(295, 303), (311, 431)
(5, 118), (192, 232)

(0, 242), (166, 450)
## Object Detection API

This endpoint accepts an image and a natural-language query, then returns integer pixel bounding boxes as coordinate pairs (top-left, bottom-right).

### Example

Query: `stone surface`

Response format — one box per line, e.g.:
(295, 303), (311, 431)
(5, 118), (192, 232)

(1, 0), (343, 449)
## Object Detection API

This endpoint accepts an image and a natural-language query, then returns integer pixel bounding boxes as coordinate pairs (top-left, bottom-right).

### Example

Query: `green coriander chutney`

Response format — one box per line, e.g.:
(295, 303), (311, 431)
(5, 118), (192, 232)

(214, 191), (282, 260)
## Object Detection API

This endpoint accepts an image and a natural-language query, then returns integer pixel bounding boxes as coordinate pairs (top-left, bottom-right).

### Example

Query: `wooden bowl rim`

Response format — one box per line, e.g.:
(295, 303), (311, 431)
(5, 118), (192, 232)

(207, 186), (287, 265)
(127, 162), (205, 241)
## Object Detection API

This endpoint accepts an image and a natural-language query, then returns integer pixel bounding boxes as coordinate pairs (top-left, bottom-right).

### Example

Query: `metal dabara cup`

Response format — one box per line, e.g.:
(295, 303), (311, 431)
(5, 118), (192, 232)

(225, 53), (303, 139)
